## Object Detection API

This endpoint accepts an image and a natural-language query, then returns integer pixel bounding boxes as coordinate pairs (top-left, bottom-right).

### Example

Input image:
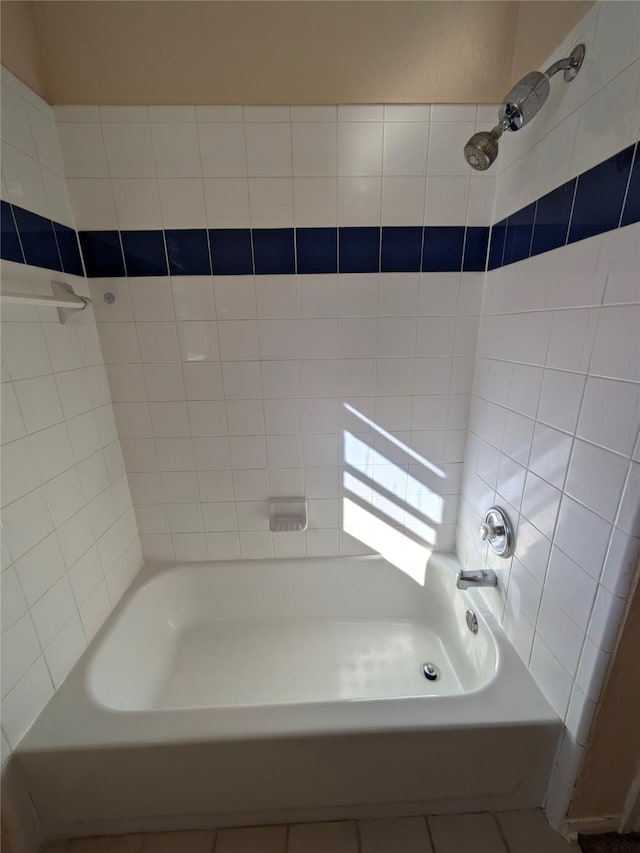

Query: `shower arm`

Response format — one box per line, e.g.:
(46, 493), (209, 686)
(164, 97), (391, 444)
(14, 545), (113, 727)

(545, 44), (586, 82)
(545, 56), (579, 79)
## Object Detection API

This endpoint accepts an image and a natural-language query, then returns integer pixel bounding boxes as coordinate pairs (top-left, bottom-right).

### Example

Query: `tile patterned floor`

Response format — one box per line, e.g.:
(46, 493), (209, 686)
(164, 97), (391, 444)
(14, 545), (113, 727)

(41, 810), (578, 852)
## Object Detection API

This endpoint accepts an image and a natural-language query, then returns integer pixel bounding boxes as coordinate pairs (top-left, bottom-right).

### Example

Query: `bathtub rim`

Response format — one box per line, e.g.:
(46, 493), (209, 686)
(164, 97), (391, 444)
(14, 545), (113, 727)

(17, 552), (560, 755)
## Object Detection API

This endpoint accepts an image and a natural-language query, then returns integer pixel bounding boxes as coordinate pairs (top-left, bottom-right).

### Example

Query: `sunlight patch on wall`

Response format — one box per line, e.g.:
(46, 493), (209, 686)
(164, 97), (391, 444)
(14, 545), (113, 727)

(342, 497), (432, 586)
(341, 403), (447, 585)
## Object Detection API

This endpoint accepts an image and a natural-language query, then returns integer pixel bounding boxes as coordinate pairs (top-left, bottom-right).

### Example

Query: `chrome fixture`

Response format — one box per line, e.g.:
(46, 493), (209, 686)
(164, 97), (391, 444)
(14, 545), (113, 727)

(422, 662), (440, 681)
(456, 568), (498, 590)
(480, 506), (514, 558)
(464, 43), (585, 171)
(466, 609), (479, 634)
(0, 280), (91, 324)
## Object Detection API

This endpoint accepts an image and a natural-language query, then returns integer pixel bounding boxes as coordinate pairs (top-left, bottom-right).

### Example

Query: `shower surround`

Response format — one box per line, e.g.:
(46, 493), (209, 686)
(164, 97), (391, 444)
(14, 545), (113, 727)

(0, 72), (143, 767)
(52, 102), (496, 565)
(1, 0), (639, 838)
(455, 0), (640, 831)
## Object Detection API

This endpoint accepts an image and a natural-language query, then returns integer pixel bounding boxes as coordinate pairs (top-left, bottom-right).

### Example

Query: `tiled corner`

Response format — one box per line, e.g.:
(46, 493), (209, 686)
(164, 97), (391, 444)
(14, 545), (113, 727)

(496, 810), (578, 851)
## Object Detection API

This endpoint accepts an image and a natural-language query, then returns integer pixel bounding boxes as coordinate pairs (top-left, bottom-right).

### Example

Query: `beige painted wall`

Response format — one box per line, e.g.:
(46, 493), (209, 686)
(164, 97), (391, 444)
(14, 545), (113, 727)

(0, 0), (47, 99)
(512, 0), (595, 81)
(570, 564), (640, 824)
(2, 1), (593, 106)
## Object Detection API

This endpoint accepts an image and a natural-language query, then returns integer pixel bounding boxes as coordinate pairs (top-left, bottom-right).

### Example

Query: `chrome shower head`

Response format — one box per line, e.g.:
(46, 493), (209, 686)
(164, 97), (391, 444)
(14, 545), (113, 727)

(499, 70), (550, 132)
(464, 125), (503, 171)
(464, 43), (585, 172)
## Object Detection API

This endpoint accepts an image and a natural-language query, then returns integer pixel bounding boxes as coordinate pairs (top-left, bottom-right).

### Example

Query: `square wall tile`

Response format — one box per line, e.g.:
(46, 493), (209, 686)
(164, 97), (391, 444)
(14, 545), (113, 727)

(121, 230), (168, 277)
(292, 122), (338, 176)
(422, 227), (464, 272)
(57, 122), (109, 178)
(296, 228), (337, 274)
(531, 179), (576, 257)
(487, 218), (507, 270)
(157, 178), (206, 229)
(565, 439), (629, 522)
(214, 276), (256, 319)
(67, 178), (118, 230)
(252, 229), (295, 275)
(382, 176), (426, 226)
(245, 123), (292, 177)
(79, 231), (125, 277)
(294, 177), (338, 227)
(204, 178), (251, 228)
(102, 122), (155, 177)
(198, 124), (247, 177)
(339, 227), (380, 273)
(338, 177), (382, 226)
(151, 123), (201, 177)
(54, 223), (84, 276)
(462, 227), (489, 272)
(171, 277), (216, 320)
(12, 207), (61, 271)
(338, 122), (383, 176)
(165, 229), (211, 276)
(569, 144), (634, 243)
(503, 201), (536, 266)
(248, 178), (293, 228)
(209, 229), (253, 275)
(382, 122), (429, 176)
(381, 227), (423, 272)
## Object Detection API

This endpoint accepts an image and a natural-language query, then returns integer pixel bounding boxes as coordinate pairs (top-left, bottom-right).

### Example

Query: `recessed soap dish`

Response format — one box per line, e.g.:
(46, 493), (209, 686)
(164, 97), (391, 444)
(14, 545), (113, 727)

(269, 498), (308, 532)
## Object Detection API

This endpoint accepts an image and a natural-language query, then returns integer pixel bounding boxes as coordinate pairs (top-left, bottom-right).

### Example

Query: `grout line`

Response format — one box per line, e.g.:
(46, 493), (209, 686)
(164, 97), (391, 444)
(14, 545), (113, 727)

(492, 812), (511, 853)
(354, 818), (363, 853)
(424, 815), (437, 852)
(617, 139), (638, 229)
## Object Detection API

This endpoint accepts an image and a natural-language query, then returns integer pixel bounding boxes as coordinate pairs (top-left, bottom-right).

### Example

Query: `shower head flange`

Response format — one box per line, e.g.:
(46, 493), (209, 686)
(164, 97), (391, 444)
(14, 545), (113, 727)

(564, 43), (586, 81)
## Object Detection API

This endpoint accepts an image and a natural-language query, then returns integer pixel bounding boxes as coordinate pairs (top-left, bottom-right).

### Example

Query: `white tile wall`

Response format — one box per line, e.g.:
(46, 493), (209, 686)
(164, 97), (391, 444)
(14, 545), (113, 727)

(0, 68), (142, 761)
(51, 104), (495, 564)
(456, 1), (640, 830)
(91, 268), (482, 562)
(55, 103), (496, 232)
(1, 2), (637, 829)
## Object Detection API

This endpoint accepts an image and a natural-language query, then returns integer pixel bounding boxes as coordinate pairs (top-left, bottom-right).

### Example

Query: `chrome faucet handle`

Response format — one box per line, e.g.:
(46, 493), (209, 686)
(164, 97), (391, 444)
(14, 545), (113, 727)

(479, 521), (505, 541)
(479, 506), (514, 557)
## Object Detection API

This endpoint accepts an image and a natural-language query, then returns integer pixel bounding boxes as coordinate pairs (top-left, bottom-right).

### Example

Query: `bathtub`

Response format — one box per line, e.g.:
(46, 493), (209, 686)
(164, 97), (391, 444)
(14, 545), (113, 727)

(17, 553), (561, 840)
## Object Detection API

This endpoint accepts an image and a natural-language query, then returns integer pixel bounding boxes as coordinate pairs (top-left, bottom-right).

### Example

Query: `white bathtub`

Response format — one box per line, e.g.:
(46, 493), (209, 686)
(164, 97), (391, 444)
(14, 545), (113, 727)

(18, 553), (561, 840)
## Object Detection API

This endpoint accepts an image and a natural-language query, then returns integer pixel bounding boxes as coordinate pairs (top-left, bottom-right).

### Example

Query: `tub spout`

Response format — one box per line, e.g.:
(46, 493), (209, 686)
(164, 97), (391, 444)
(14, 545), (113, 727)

(456, 569), (498, 590)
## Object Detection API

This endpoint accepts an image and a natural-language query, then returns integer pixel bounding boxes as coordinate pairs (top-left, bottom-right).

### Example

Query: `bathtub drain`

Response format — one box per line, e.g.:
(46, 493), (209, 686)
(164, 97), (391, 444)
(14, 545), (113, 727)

(421, 663), (440, 681)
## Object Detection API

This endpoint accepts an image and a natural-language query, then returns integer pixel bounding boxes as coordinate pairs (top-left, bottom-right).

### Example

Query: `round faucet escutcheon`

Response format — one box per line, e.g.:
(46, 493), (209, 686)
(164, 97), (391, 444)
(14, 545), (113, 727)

(479, 506), (514, 558)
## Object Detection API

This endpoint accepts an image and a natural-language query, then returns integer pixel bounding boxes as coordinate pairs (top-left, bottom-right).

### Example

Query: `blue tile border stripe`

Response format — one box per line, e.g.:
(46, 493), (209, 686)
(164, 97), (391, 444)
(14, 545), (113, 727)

(1, 140), (638, 278)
